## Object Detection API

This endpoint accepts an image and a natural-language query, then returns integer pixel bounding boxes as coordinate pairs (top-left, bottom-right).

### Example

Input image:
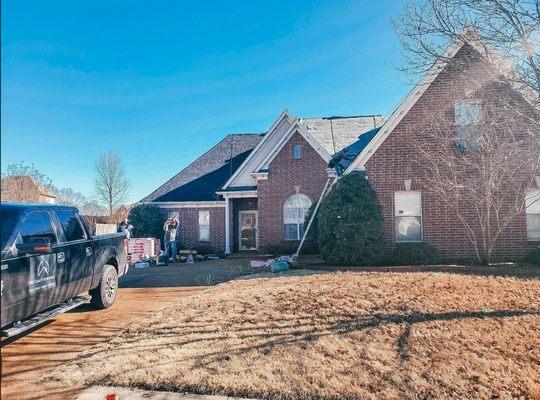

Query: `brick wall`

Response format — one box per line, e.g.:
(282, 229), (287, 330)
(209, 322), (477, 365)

(163, 207), (226, 254)
(258, 131), (328, 250)
(364, 44), (538, 261)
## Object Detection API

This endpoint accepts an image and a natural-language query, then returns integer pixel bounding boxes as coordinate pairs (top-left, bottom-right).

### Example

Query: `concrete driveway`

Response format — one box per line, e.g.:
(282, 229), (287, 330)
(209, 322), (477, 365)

(0, 258), (252, 400)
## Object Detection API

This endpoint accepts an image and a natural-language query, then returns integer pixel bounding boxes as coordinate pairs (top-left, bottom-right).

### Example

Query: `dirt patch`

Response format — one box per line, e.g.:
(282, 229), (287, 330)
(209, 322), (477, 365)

(43, 272), (540, 399)
(1, 258), (251, 400)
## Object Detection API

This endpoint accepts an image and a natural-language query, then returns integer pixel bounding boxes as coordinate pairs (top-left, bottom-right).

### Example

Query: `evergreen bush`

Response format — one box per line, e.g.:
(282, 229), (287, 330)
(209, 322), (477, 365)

(128, 204), (165, 239)
(316, 171), (386, 265)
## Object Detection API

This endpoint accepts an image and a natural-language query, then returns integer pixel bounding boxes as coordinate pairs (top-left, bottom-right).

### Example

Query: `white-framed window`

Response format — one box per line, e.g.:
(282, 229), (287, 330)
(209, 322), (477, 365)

(198, 210), (210, 242)
(395, 191), (423, 243)
(283, 193), (312, 240)
(526, 189), (540, 241)
(454, 99), (482, 143)
(293, 145), (301, 160)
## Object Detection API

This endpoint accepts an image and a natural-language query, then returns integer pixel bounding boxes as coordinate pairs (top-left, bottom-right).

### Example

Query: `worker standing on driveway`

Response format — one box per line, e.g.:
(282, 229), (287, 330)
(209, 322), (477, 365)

(163, 216), (179, 261)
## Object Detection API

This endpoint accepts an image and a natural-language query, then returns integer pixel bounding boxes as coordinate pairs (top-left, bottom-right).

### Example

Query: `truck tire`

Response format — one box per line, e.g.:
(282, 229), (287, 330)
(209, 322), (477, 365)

(90, 264), (118, 309)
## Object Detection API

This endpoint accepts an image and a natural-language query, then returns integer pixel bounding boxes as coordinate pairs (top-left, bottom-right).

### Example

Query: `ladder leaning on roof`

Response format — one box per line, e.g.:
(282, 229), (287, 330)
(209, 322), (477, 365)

(292, 175), (338, 261)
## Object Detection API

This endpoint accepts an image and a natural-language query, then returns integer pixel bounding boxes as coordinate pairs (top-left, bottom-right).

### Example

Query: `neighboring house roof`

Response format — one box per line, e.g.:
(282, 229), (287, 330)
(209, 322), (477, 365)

(344, 34), (539, 174)
(1, 175), (57, 203)
(142, 133), (264, 202)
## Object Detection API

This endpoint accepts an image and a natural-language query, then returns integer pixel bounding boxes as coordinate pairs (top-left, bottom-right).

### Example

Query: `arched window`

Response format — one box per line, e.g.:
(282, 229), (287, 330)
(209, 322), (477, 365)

(283, 193), (312, 240)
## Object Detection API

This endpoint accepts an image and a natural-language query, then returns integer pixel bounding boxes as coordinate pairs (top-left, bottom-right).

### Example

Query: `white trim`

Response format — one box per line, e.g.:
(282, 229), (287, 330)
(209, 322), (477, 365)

(225, 196), (231, 254)
(326, 168), (337, 178)
(238, 210), (259, 251)
(394, 191), (424, 243)
(221, 109), (294, 190)
(215, 190), (258, 198)
(344, 40), (464, 174)
(254, 120), (332, 172)
(145, 201), (225, 208)
(250, 172), (268, 180)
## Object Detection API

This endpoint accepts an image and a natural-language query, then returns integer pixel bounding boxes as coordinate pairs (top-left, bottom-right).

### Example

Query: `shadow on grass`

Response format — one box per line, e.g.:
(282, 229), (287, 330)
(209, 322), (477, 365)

(81, 308), (537, 395)
(294, 261), (540, 280)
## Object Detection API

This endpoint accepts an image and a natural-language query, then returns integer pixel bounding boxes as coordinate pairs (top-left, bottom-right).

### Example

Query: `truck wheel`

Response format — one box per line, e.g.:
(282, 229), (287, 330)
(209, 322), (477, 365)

(90, 265), (118, 309)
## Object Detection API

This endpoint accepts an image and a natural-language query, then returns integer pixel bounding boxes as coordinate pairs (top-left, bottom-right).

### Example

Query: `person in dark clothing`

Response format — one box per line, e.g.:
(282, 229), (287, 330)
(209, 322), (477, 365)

(163, 216), (179, 260)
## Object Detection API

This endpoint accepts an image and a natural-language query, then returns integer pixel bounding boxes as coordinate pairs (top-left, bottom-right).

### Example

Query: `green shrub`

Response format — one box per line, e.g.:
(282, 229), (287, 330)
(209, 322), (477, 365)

(390, 243), (438, 266)
(317, 171), (386, 265)
(128, 204), (165, 239)
(523, 247), (540, 266)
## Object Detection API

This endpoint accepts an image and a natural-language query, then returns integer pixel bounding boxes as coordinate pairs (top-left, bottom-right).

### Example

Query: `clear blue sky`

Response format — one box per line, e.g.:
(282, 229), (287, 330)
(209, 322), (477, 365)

(1, 0), (410, 202)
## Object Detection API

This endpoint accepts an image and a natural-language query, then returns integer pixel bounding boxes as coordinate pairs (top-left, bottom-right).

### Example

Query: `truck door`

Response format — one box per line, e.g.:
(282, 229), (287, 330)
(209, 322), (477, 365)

(53, 209), (94, 301)
(1, 211), (59, 327)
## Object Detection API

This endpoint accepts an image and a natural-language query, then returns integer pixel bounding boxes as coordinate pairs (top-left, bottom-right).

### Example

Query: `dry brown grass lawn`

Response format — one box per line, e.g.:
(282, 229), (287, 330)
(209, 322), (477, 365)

(45, 272), (540, 399)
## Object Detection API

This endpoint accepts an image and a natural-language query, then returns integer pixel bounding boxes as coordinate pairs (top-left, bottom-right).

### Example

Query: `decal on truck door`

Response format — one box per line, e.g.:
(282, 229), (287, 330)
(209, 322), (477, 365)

(28, 255), (56, 293)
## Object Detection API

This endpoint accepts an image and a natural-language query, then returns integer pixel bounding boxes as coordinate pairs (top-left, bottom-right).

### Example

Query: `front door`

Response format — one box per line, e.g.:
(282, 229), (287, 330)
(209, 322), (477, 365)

(239, 211), (258, 250)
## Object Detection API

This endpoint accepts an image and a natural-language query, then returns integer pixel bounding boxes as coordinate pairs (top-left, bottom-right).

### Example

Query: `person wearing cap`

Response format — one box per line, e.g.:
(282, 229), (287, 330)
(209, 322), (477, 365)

(163, 216), (179, 261)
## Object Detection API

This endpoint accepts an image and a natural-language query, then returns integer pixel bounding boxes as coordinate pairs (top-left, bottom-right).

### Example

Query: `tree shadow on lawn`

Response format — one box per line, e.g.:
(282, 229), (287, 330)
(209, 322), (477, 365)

(296, 263), (540, 280)
(87, 308), (538, 388)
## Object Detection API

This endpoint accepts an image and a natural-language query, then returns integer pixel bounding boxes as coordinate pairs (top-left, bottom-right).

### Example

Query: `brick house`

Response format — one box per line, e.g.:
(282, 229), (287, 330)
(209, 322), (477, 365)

(142, 111), (383, 253)
(344, 38), (539, 261)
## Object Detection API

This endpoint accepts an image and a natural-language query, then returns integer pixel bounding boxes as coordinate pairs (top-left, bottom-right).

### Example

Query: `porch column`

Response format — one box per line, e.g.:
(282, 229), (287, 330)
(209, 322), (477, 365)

(225, 195), (231, 254)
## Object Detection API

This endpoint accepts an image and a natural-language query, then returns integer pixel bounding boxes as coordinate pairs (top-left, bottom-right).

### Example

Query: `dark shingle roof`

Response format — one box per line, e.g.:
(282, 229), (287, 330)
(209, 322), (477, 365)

(142, 134), (263, 202)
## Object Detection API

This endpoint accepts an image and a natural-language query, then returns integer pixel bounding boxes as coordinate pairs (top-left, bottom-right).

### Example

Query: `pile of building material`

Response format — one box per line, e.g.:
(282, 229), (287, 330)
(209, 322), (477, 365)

(126, 238), (160, 265)
(250, 255), (291, 273)
(176, 250), (219, 263)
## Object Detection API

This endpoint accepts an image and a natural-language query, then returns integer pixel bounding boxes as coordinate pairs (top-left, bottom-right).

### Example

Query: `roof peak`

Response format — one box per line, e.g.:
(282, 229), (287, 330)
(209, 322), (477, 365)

(226, 132), (265, 137)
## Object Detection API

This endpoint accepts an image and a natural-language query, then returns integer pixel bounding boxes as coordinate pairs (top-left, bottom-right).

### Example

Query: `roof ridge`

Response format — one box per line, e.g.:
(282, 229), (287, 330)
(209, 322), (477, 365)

(301, 114), (383, 120)
(227, 132), (265, 136)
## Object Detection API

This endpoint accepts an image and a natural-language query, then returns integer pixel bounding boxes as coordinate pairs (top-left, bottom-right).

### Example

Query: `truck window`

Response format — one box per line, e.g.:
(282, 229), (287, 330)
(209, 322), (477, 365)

(1, 207), (20, 250)
(56, 210), (86, 242)
(18, 212), (57, 245)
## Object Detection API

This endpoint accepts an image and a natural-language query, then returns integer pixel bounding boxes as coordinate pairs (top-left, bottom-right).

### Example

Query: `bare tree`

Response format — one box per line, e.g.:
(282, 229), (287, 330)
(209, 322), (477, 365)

(56, 187), (87, 208)
(409, 77), (539, 263)
(393, 0), (540, 100)
(80, 200), (108, 233)
(93, 152), (131, 216)
(57, 187), (108, 222)
(393, 1), (540, 263)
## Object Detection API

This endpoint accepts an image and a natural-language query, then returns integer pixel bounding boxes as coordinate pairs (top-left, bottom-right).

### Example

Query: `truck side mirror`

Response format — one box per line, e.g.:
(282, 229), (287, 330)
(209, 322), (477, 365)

(16, 238), (53, 256)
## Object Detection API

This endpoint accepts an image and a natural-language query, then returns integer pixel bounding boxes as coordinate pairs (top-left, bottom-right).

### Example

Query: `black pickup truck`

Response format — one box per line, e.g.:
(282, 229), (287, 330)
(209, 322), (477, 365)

(1, 203), (128, 337)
